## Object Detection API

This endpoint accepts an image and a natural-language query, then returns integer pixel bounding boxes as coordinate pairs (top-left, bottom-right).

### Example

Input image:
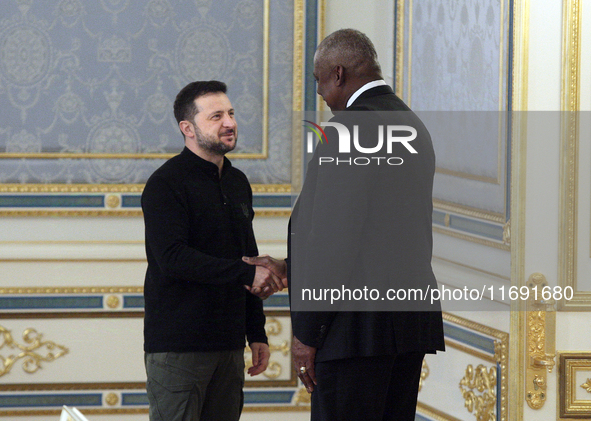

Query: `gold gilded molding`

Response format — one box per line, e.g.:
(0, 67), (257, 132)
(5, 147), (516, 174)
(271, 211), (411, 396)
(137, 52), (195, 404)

(0, 326), (68, 377)
(105, 195), (121, 209)
(559, 352), (591, 418)
(525, 273), (556, 410)
(0, 287), (143, 294)
(581, 379), (591, 393)
(291, 0), (304, 190)
(105, 393), (119, 406)
(433, 226), (510, 251)
(395, 0), (405, 98)
(416, 402), (463, 421)
(559, 0), (589, 310)
(0, 183), (291, 194)
(106, 295), (121, 309)
(442, 312), (508, 421)
(459, 364), (497, 421)
(418, 359), (429, 391)
(509, 0), (530, 418)
(503, 220), (511, 245)
(433, 199), (505, 224)
(294, 387), (311, 405)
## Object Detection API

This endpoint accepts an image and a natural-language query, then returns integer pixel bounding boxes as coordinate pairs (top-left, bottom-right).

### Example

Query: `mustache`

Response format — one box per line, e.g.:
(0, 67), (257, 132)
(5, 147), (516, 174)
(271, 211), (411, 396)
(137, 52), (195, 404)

(220, 129), (236, 136)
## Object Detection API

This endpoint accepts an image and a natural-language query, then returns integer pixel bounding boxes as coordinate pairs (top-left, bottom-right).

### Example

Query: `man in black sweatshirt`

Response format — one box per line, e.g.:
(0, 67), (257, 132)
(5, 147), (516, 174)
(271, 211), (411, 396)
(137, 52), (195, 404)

(141, 80), (283, 421)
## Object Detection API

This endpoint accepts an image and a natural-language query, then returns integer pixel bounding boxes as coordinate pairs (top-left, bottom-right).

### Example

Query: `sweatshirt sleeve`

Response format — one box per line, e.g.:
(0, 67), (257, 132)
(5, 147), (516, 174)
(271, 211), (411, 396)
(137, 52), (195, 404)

(142, 174), (256, 285)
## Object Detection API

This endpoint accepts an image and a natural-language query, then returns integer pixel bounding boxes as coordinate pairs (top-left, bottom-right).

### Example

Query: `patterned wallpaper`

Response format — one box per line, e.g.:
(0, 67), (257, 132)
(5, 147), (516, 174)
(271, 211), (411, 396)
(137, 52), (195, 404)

(400, 0), (511, 216)
(0, 0), (294, 184)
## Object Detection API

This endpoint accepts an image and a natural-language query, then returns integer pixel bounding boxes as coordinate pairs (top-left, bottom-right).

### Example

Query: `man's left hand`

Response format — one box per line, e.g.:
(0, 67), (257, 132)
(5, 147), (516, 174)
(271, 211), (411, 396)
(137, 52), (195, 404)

(292, 335), (317, 393)
(248, 342), (270, 376)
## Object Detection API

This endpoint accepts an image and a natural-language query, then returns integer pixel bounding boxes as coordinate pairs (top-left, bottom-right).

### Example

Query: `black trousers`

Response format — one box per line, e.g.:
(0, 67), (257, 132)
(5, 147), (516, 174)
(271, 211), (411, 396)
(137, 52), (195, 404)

(311, 352), (425, 421)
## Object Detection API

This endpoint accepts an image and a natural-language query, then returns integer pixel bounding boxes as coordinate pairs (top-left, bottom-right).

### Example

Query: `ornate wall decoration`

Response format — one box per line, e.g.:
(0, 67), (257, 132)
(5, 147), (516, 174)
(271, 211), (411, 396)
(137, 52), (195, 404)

(396, 0), (513, 239)
(418, 359), (429, 391)
(459, 364), (496, 421)
(0, 325), (69, 377)
(0, 0), (294, 185)
(559, 353), (591, 418)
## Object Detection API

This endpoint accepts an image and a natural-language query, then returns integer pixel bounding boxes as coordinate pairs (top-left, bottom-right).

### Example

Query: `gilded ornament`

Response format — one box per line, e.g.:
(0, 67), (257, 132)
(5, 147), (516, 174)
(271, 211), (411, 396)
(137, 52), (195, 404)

(418, 359), (429, 391)
(105, 392), (119, 406)
(459, 364), (496, 421)
(264, 318), (282, 336)
(581, 379), (591, 393)
(105, 195), (121, 209)
(106, 295), (121, 309)
(294, 387), (311, 405)
(502, 220), (511, 244)
(0, 326), (68, 377)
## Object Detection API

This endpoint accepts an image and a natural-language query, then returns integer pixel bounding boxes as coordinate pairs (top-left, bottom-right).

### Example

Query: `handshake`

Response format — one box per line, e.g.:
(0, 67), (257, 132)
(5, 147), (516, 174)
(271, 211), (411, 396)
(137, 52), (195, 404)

(242, 255), (287, 299)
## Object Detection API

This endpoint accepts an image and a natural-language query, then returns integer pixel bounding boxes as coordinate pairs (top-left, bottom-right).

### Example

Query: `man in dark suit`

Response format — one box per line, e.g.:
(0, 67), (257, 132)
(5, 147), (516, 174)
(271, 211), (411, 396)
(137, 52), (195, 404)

(244, 29), (444, 420)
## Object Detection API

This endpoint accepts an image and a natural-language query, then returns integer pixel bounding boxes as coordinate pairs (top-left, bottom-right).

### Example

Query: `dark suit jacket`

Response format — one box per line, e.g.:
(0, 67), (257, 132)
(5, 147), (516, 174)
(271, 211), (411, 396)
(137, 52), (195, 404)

(288, 85), (445, 362)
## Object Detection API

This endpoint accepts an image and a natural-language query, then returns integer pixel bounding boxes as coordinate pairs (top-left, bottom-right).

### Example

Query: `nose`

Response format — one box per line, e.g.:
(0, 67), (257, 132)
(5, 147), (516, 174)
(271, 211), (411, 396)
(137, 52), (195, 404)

(222, 113), (236, 128)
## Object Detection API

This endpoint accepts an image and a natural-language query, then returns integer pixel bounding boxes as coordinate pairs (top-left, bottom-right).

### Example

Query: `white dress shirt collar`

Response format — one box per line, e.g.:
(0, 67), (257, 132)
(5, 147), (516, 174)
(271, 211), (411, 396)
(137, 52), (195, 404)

(346, 80), (388, 108)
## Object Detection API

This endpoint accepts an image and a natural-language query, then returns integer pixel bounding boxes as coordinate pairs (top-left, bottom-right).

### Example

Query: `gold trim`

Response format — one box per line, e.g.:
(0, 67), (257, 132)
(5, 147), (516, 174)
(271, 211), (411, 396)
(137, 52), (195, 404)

(418, 359), (429, 391)
(0, 183), (291, 193)
(406, 0), (413, 106)
(559, 0), (588, 309)
(416, 402), (463, 421)
(0, 287), (144, 295)
(435, 167), (500, 185)
(433, 226), (510, 251)
(0, 382), (146, 391)
(0, 209), (291, 217)
(445, 340), (497, 364)
(580, 379), (591, 393)
(433, 199), (505, 224)
(459, 364), (497, 420)
(395, 0), (405, 98)
(559, 352), (591, 418)
(294, 387), (311, 405)
(443, 312), (508, 421)
(0, 326), (69, 378)
(291, 0), (304, 190)
(105, 392), (119, 406)
(0, 406), (312, 417)
(509, 0), (530, 418)
(432, 255), (511, 281)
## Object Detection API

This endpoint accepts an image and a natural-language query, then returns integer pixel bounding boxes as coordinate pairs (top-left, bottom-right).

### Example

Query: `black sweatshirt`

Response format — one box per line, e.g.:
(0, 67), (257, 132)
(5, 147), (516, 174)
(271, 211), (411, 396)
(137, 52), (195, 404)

(141, 147), (267, 353)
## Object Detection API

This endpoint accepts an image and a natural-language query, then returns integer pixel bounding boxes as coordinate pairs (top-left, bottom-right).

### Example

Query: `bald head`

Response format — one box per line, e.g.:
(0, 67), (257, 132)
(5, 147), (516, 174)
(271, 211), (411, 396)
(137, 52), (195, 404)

(314, 29), (382, 81)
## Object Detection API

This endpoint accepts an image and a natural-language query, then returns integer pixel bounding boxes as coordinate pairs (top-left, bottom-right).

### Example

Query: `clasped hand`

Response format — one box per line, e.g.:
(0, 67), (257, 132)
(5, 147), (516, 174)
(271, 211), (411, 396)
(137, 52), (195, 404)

(242, 255), (287, 299)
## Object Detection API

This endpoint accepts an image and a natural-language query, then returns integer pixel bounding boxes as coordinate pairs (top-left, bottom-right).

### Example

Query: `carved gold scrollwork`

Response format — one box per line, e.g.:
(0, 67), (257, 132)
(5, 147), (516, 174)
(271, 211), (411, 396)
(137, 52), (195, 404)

(525, 273), (556, 410)
(581, 379), (591, 393)
(459, 364), (497, 421)
(0, 325), (69, 377)
(294, 386), (311, 405)
(418, 359), (429, 391)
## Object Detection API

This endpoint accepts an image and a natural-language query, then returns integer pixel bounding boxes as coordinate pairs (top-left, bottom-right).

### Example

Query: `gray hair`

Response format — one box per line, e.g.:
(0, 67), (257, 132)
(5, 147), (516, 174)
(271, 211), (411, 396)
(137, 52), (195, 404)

(315, 29), (382, 78)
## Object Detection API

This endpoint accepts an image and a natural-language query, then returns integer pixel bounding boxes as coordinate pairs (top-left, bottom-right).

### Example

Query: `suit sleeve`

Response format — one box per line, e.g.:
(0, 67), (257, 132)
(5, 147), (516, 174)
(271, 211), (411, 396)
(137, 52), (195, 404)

(288, 114), (381, 348)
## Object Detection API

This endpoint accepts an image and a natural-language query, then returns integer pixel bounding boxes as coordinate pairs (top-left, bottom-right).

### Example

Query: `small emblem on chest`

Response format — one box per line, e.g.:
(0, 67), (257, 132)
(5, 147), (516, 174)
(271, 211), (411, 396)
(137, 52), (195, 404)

(240, 203), (250, 218)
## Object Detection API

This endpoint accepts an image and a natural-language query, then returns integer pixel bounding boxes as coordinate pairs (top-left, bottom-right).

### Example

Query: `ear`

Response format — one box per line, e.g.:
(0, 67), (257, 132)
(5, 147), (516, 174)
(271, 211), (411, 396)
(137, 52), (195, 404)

(179, 120), (194, 139)
(333, 65), (346, 87)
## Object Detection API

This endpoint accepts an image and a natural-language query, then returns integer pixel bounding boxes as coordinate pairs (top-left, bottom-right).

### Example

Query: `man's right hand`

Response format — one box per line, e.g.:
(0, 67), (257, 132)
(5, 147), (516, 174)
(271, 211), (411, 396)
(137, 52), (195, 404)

(246, 265), (284, 298)
(243, 255), (287, 287)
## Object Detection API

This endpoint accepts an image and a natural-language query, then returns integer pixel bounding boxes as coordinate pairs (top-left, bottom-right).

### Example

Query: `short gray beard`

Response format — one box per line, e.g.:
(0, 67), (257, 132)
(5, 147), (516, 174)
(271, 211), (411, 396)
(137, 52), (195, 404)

(195, 126), (236, 156)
